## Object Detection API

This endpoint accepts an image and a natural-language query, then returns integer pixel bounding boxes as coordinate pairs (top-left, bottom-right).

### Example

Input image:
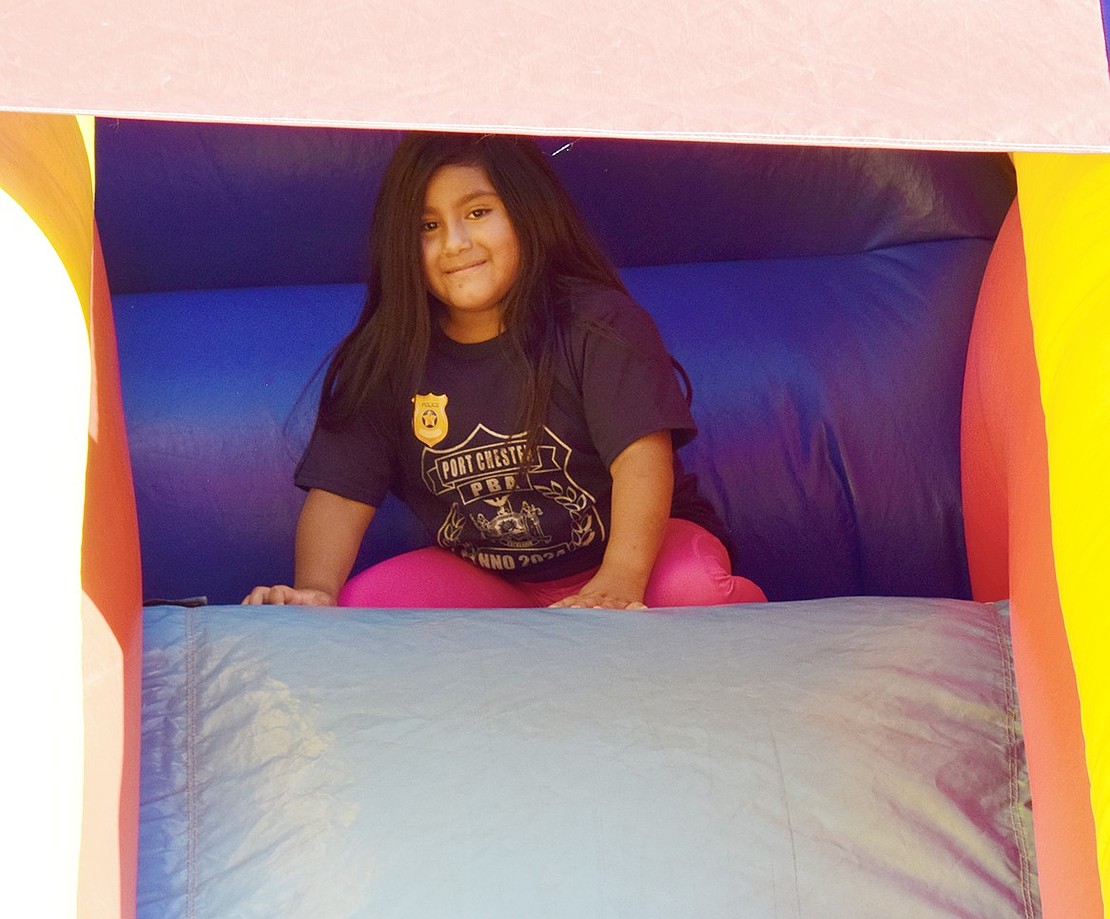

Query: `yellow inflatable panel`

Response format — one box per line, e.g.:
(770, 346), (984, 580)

(1015, 151), (1110, 916)
(0, 112), (93, 918)
(0, 114), (93, 318)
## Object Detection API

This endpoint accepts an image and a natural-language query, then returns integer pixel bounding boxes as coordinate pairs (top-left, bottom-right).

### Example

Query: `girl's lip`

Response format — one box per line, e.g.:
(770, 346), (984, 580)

(445, 260), (486, 275)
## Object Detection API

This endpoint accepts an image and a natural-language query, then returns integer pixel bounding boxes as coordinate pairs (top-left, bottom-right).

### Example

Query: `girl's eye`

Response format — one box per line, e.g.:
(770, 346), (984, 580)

(468, 207), (492, 220)
(420, 220), (438, 233)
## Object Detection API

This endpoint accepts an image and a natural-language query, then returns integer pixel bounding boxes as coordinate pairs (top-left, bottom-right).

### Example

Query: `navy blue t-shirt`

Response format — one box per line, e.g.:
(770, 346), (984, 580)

(296, 284), (725, 581)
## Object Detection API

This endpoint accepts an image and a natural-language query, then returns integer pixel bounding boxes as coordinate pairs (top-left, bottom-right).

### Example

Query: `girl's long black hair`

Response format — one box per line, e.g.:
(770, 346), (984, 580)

(317, 133), (626, 461)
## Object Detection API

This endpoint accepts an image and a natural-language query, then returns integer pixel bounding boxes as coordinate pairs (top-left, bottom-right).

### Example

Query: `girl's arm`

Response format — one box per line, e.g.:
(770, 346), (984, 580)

(550, 430), (673, 610)
(242, 488), (376, 605)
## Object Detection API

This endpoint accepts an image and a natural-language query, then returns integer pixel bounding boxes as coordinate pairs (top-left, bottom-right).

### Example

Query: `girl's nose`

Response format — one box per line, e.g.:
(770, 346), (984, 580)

(443, 219), (472, 253)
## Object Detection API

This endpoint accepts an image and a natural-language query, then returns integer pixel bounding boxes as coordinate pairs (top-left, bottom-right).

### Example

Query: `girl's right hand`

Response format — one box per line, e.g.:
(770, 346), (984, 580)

(242, 490), (375, 608)
(241, 585), (336, 606)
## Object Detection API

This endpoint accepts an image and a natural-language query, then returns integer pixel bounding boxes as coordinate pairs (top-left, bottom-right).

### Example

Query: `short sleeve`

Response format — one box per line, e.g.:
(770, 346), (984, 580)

(573, 288), (697, 467)
(294, 408), (396, 508)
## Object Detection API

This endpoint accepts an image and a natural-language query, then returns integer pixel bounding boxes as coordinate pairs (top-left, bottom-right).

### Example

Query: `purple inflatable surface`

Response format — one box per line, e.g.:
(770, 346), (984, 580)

(101, 123), (1013, 603)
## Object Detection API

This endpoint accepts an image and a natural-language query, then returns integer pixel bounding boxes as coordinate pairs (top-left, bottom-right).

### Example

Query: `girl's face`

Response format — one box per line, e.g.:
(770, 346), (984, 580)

(420, 164), (522, 343)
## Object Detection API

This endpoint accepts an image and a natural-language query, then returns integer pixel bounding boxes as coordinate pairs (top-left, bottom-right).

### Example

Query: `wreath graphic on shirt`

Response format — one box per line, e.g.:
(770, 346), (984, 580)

(422, 424), (602, 572)
(530, 481), (596, 548)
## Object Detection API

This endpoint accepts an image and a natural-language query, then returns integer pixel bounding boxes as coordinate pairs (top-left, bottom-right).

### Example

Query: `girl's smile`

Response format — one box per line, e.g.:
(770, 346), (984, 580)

(445, 259), (488, 276)
(421, 164), (522, 343)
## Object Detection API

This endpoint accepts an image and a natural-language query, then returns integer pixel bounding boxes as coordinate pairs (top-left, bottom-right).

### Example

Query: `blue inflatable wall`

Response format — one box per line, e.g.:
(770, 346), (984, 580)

(96, 121), (1015, 604)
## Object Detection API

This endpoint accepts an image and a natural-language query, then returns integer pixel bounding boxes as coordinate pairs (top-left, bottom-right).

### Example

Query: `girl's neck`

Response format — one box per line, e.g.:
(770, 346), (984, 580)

(437, 309), (505, 344)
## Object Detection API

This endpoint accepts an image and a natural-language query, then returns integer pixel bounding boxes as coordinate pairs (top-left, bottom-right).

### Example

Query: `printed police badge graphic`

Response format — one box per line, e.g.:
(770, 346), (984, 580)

(421, 423), (603, 574)
(412, 393), (448, 447)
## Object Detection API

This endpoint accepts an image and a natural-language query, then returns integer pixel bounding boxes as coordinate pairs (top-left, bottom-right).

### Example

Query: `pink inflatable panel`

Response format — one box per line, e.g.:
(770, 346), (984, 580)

(3, 1), (1110, 150)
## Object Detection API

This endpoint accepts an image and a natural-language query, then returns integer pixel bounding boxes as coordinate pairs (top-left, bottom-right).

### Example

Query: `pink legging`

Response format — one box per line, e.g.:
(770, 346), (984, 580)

(338, 518), (766, 608)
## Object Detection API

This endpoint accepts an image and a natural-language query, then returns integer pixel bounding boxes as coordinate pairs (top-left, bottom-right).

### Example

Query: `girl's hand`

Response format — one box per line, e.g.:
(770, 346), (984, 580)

(549, 431), (672, 611)
(549, 563), (650, 610)
(241, 585), (336, 606)
(549, 586), (648, 610)
(242, 489), (376, 608)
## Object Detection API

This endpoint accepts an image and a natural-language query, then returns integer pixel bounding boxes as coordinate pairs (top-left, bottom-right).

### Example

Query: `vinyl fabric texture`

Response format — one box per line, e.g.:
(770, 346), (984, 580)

(139, 598), (1037, 918)
(116, 241), (989, 604)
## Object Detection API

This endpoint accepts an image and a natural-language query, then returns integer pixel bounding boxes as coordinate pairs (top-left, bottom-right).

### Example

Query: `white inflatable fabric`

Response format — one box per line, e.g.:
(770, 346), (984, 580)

(140, 599), (1036, 918)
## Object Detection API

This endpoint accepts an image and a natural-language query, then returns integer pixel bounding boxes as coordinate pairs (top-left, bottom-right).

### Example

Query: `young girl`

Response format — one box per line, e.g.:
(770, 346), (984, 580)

(244, 133), (765, 610)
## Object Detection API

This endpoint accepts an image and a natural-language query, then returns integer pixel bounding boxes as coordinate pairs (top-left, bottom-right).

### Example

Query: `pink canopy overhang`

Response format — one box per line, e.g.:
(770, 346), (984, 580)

(2, 0), (1110, 151)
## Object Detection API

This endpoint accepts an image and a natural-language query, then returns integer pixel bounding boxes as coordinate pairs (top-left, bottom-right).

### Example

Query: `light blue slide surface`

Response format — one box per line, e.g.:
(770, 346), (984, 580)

(139, 598), (1037, 918)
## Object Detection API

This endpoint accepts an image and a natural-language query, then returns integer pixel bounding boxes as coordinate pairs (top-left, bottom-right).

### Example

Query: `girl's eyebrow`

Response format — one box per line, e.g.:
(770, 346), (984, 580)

(422, 189), (499, 217)
(453, 189), (499, 207)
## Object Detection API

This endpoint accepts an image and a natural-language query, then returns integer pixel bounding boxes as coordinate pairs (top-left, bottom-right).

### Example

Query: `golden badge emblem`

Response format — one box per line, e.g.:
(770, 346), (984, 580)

(412, 393), (449, 446)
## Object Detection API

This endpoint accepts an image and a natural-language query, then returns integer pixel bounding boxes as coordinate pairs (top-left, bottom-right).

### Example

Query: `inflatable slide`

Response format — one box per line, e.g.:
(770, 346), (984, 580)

(2, 2), (1110, 916)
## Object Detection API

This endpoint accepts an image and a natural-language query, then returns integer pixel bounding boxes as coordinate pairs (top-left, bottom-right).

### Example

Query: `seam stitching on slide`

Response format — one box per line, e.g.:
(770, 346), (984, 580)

(185, 608), (198, 919)
(994, 603), (1036, 918)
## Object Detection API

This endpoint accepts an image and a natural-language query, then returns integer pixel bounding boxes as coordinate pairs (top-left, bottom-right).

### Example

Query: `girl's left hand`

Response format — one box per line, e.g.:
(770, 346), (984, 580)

(548, 573), (648, 610)
(550, 592), (648, 610)
(549, 431), (673, 611)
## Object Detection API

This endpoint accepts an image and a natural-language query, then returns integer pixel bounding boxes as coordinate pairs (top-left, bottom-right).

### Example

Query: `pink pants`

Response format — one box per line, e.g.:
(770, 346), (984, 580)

(338, 518), (766, 608)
